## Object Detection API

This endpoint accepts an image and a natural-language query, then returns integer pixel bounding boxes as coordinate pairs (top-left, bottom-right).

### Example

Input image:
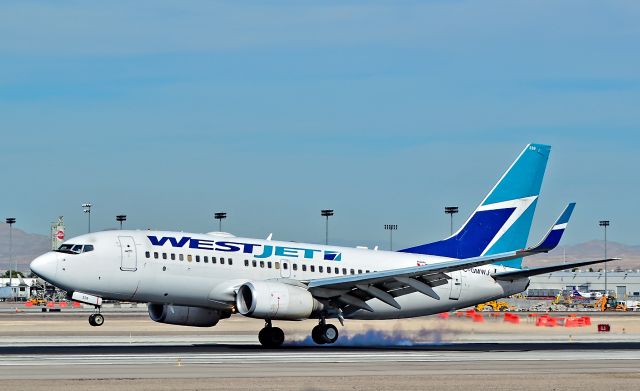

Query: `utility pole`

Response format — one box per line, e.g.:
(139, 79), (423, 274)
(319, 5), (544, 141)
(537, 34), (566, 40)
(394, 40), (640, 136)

(321, 210), (334, 245)
(384, 224), (398, 251)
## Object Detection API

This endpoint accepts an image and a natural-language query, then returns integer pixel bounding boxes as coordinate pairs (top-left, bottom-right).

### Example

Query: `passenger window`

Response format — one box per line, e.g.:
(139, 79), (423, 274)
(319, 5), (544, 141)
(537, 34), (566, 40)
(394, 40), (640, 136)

(283, 263), (288, 270)
(195, 255), (200, 262)
(162, 253), (167, 260)
(293, 264), (298, 271)
(145, 251), (150, 258)
(267, 261), (272, 269)
(244, 259), (249, 266)
(260, 261), (265, 268)
(342, 268), (347, 275)
(252, 260), (257, 267)
(310, 265), (315, 272)
(220, 258), (225, 265)
(187, 255), (192, 262)
(228, 259), (233, 265)
(83, 245), (94, 253)
(302, 265), (307, 271)
(212, 257), (217, 264)
(179, 254), (184, 261)
(358, 269), (362, 274)
(204, 256), (208, 263)
(318, 266), (323, 272)
(171, 253), (176, 261)
(327, 267), (331, 274)
(350, 269), (355, 275)
(335, 267), (339, 274)
(154, 252), (159, 259)
(366, 270), (370, 273)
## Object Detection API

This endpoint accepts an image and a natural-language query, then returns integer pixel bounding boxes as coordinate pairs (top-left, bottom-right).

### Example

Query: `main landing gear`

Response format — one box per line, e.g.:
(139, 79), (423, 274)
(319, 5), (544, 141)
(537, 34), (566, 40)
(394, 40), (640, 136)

(88, 307), (104, 327)
(312, 319), (339, 345)
(258, 320), (285, 348)
(257, 318), (340, 348)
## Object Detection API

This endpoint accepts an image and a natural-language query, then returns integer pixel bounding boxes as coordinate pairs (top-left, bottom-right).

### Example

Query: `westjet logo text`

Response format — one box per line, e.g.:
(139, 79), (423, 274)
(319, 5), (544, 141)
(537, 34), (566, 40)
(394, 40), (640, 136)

(147, 236), (342, 261)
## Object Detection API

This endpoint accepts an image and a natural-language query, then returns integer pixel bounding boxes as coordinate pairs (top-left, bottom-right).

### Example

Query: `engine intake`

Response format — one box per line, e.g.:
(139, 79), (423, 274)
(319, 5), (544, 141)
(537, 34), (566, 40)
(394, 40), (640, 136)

(236, 281), (323, 320)
(148, 304), (228, 327)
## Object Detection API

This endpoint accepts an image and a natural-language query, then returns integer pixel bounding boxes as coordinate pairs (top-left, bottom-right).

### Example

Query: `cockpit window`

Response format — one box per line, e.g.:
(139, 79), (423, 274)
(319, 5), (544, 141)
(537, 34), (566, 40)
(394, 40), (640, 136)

(56, 244), (94, 254)
(58, 244), (75, 252)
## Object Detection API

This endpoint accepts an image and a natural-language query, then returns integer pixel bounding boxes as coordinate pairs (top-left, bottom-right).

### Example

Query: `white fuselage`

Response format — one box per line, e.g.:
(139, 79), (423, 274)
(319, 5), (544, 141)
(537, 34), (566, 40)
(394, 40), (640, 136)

(32, 230), (529, 319)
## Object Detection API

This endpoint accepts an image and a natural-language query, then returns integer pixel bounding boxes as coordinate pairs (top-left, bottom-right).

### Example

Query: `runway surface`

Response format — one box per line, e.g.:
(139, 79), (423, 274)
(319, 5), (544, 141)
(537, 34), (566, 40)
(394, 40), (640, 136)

(1, 343), (640, 379)
(2, 310), (639, 389)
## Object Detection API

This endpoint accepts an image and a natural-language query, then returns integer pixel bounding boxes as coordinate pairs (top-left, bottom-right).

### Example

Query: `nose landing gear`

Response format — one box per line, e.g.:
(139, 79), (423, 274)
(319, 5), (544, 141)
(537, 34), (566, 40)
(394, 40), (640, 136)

(88, 306), (104, 327)
(258, 320), (285, 348)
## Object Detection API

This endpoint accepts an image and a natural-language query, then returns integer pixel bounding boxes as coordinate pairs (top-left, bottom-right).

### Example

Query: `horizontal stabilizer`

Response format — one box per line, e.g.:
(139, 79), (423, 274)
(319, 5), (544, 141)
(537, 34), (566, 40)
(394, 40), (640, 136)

(492, 258), (620, 281)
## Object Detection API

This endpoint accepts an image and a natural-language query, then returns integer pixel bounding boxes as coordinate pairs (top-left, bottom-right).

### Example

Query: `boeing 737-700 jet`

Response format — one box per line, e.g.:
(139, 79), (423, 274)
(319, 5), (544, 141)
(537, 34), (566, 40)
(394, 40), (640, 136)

(30, 144), (616, 347)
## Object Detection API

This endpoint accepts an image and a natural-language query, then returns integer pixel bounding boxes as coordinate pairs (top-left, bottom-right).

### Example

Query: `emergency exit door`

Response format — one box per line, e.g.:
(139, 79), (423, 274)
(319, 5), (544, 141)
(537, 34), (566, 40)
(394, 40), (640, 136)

(449, 271), (462, 300)
(119, 236), (137, 271)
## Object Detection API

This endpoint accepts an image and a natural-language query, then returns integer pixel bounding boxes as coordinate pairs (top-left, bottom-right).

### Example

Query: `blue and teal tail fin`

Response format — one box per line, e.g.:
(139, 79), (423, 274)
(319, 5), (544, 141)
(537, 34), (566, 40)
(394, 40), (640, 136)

(400, 143), (551, 268)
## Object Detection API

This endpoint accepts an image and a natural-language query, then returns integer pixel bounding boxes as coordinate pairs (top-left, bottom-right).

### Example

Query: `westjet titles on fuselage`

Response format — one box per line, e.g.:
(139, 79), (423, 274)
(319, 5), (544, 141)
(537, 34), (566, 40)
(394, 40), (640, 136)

(147, 235), (343, 261)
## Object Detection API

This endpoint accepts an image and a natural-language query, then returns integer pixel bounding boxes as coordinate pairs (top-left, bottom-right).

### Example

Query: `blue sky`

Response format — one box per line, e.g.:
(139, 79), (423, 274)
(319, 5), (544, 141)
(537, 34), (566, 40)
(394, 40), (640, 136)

(1, 1), (639, 249)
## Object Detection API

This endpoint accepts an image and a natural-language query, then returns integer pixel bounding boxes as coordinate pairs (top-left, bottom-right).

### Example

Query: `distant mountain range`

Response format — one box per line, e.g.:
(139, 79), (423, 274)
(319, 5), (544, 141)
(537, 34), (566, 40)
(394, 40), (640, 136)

(524, 240), (640, 271)
(0, 224), (50, 273)
(1, 225), (639, 272)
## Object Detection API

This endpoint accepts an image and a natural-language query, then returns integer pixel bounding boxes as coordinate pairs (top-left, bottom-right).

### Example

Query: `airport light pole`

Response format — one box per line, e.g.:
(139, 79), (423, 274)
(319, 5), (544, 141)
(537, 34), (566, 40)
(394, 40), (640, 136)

(82, 203), (92, 233)
(214, 212), (227, 232)
(384, 224), (398, 251)
(116, 215), (127, 230)
(599, 220), (610, 295)
(5, 218), (15, 300)
(321, 209), (334, 245)
(444, 206), (459, 236)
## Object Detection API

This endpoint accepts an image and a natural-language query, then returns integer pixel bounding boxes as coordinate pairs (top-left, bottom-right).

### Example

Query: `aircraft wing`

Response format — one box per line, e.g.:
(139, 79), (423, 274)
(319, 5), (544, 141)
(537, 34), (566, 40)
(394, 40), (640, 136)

(491, 257), (620, 281)
(307, 203), (575, 312)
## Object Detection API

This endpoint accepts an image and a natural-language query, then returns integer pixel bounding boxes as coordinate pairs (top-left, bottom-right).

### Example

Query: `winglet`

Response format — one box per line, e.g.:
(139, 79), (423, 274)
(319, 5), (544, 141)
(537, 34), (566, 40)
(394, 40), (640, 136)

(527, 203), (575, 253)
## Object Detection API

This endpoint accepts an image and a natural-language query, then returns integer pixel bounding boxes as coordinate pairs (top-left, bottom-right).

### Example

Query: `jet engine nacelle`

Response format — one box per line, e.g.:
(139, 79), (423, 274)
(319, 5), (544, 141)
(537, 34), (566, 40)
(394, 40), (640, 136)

(147, 303), (228, 327)
(236, 281), (323, 320)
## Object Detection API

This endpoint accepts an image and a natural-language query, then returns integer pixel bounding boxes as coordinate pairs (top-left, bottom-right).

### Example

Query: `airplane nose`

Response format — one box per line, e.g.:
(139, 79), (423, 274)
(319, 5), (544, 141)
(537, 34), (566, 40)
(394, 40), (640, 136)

(30, 252), (59, 281)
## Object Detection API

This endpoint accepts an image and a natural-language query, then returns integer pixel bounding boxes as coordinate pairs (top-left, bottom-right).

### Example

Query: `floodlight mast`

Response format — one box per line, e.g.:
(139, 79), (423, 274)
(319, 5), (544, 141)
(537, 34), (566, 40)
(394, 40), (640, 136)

(321, 209), (334, 245)
(444, 206), (459, 236)
(5, 218), (16, 300)
(214, 212), (227, 232)
(599, 220), (610, 295)
(116, 215), (127, 230)
(82, 203), (92, 233)
(384, 224), (398, 251)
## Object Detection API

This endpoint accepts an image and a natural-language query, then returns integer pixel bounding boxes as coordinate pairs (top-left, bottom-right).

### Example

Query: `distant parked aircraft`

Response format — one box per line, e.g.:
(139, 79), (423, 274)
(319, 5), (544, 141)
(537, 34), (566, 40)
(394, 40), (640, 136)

(572, 288), (603, 299)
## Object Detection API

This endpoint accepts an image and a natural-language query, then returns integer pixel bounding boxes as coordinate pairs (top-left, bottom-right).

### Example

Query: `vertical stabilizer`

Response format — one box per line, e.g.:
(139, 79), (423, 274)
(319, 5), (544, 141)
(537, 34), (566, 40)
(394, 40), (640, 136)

(400, 144), (551, 268)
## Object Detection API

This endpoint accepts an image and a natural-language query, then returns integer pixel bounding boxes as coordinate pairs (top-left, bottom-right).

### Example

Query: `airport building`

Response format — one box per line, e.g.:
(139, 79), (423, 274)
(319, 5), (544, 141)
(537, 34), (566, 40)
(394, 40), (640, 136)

(529, 271), (640, 298)
(0, 278), (39, 301)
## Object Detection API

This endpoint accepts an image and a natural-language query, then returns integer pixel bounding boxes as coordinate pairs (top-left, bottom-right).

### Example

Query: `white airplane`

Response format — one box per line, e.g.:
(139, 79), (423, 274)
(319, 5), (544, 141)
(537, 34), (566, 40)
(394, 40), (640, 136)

(30, 144), (615, 347)
(572, 288), (604, 299)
